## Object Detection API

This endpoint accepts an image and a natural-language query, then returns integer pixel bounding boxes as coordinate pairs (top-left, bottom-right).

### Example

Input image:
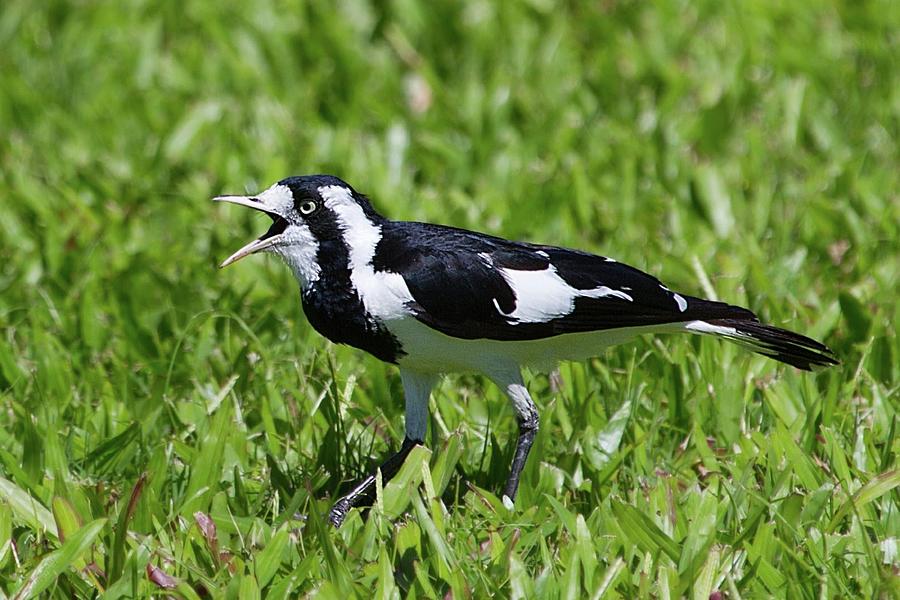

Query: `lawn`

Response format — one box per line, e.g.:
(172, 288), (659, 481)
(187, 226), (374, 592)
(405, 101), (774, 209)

(1, 0), (898, 597)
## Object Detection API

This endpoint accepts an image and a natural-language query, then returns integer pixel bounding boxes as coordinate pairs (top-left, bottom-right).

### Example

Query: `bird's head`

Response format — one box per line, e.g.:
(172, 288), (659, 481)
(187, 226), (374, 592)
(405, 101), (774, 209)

(215, 174), (379, 285)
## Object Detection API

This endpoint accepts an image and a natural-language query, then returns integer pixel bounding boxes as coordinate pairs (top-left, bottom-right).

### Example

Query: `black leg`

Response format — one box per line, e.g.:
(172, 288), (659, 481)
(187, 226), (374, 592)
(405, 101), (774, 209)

(328, 437), (420, 527)
(502, 412), (539, 501)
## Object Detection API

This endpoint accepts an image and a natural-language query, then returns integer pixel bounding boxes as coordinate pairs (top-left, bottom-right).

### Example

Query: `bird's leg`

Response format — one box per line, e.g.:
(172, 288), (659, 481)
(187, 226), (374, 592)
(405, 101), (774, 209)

(328, 437), (420, 527)
(501, 380), (540, 503)
(328, 369), (436, 528)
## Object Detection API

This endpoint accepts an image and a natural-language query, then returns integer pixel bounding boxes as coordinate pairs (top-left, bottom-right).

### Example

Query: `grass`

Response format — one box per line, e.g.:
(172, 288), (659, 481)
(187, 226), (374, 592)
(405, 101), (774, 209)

(0, 0), (898, 597)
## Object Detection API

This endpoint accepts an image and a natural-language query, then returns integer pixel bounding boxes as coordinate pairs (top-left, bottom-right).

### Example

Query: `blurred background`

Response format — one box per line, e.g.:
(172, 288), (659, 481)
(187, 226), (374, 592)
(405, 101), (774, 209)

(0, 0), (897, 597)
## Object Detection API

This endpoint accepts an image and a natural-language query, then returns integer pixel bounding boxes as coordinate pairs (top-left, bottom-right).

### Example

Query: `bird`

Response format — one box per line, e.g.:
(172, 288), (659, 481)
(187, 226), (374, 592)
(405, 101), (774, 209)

(214, 174), (838, 527)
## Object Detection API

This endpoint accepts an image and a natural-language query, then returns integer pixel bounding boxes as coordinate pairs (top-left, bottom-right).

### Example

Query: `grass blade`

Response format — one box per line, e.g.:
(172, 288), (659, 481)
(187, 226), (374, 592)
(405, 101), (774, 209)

(0, 477), (57, 538)
(828, 469), (900, 532)
(13, 518), (106, 600)
(254, 525), (290, 588)
(611, 500), (680, 562)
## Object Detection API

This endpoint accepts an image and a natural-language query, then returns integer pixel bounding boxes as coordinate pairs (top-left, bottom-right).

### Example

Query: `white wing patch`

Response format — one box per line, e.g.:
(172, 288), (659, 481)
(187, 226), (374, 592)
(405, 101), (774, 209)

(660, 283), (688, 312)
(478, 252), (494, 267)
(498, 265), (633, 324)
(581, 286), (634, 302)
(497, 267), (575, 322)
(320, 185), (415, 320)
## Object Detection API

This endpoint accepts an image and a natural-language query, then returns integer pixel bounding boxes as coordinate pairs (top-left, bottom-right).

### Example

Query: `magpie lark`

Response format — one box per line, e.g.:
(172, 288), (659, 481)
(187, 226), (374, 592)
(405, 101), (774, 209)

(215, 174), (838, 527)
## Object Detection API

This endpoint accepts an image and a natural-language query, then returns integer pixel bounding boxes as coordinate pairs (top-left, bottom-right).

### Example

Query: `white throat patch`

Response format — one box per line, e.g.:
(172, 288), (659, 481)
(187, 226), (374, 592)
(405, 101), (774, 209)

(272, 222), (320, 288)
(260, 183), (321, 287)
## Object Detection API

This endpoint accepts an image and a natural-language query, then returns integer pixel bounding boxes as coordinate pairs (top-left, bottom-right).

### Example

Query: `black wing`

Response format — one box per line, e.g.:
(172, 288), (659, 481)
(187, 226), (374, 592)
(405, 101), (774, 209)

(373, 222), (756, 341)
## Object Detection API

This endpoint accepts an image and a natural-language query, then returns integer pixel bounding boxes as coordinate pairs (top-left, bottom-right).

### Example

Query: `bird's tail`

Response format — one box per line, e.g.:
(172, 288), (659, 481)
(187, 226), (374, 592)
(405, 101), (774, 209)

(684, 318), (838, 371)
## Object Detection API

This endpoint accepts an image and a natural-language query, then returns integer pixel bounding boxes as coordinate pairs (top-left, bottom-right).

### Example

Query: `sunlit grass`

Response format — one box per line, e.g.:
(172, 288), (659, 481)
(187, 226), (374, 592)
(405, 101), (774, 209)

(0, 0), (898, 597)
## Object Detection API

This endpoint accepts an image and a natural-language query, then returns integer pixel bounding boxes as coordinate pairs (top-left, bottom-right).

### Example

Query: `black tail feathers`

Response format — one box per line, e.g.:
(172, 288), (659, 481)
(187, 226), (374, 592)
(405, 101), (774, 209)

(705, 318), (839, 371)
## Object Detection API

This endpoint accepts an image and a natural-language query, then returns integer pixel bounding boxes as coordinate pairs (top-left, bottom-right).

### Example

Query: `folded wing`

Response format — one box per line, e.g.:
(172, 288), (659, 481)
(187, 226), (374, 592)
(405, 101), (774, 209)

(374, 223), (756, 341)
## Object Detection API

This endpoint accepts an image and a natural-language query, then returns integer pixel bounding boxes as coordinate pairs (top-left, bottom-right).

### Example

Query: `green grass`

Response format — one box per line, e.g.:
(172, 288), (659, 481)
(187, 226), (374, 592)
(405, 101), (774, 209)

(1, 0), (898, 597)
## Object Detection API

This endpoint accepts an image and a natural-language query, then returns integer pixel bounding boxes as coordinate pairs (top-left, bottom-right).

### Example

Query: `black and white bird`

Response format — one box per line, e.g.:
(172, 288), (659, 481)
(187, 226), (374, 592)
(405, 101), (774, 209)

(215, 174), (837, 527)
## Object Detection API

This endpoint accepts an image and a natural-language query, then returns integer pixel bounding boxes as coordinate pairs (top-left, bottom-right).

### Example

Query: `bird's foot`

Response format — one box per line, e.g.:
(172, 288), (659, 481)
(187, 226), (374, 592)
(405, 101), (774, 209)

(328, 497), (353, 528)
(326, 438), (421, 528)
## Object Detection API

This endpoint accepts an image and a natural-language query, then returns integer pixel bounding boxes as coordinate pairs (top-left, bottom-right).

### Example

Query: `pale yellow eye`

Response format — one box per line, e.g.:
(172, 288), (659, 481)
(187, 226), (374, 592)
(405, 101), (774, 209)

(299, 200), (317, 215)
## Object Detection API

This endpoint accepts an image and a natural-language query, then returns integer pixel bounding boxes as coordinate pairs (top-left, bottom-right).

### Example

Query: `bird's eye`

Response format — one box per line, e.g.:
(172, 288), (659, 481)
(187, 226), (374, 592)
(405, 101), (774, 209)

(299, 200), (317, 215)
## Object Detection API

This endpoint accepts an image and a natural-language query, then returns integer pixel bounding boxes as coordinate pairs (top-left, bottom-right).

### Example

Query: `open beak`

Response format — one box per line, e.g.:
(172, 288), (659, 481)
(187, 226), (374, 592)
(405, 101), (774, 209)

(214, 195), (288, 268)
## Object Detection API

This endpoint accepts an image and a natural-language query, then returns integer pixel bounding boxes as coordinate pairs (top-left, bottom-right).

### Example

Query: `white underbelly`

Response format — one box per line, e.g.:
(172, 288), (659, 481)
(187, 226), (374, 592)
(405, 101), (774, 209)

(389, 318), (672, 375)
